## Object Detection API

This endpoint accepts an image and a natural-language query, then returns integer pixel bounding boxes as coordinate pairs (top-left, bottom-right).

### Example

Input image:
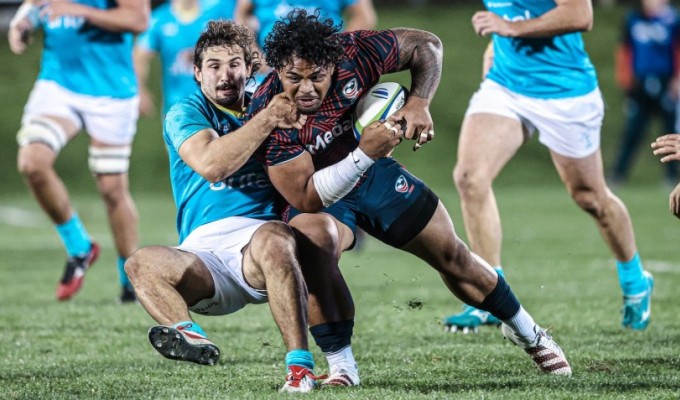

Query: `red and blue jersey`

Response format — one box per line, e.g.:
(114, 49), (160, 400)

(248, 30), (400, 170)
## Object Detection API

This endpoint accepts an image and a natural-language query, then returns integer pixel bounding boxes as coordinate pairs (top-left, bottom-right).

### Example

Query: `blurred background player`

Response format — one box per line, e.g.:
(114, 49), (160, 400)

(134, 0), (236, 118)
(652, 133), (680, 218)
(444, 0), (654, 333)
(8, 0), (150, 303)
(611, 0), (680, 188)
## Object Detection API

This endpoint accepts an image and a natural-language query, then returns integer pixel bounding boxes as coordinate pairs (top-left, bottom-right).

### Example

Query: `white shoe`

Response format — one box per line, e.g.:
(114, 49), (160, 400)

(501, 324), (572, 376)
(279, 365), (325, 393)
(321, 364), (360, 387)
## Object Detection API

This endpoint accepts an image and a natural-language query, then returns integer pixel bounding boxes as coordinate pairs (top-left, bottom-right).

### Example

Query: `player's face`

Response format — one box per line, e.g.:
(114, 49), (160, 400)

(195, 45), (251, 111)
(278, 57), (334, 114)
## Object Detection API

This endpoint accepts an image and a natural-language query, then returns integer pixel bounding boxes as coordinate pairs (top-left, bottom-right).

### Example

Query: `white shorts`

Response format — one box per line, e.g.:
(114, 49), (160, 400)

(178, 217), (270, 316)
(21, 80), (139, 146)
(465, 79), (604, 158)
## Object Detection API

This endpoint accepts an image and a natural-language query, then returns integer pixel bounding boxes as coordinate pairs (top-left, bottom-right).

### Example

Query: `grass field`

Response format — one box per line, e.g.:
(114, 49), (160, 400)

(1, 2), (680, 399)
(1, 183), (679, 399)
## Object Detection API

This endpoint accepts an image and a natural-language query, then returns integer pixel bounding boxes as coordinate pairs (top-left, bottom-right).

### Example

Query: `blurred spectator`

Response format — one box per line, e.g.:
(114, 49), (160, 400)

(612, 0), (680, 187)
(134, 0), (236, 117)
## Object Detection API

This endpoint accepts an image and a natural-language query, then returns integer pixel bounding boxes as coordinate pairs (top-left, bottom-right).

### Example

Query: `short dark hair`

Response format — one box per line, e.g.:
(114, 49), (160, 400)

(194, 20), (261, 74)
(264, 9), (346, 70)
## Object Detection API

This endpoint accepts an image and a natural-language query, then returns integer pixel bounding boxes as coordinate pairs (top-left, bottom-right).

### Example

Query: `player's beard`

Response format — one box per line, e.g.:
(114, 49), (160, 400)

(214, 83), (242, 109)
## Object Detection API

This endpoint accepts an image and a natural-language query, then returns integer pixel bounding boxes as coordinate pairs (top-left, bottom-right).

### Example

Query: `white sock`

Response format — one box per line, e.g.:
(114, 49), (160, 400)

(502, 306), (537, 342)
(326, 345), (357, 372)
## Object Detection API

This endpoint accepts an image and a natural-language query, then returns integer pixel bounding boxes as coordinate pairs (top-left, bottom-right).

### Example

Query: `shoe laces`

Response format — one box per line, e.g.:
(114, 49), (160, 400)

(285, 365), (327, 385)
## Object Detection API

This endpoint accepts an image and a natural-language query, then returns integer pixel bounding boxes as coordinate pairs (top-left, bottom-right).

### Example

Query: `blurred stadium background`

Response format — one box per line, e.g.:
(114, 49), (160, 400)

(0, 0), (670, 196)
(1, 2), (679, 398)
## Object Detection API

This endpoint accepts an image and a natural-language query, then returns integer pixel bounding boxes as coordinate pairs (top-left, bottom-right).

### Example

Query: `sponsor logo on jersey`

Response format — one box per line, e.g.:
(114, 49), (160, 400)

(209, 172), (270, 190)
(342, 78), (359, 100)
(305, 119), (354, 155)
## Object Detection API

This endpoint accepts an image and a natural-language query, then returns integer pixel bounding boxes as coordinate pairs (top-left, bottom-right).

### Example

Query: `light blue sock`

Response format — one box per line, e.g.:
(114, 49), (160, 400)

(173, 321), (208, 338)
(55, 213), (91, 257)
(285, 349), (315, 370)
(617, 252), (646, 296)
(117, 256), (131, 288)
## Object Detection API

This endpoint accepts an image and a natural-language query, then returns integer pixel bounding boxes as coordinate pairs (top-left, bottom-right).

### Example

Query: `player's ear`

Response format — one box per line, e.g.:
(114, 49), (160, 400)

(194, 65), (202, 83)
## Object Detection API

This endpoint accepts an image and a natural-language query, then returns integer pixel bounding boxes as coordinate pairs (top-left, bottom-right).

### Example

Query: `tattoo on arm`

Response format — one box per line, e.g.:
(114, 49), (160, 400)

(393, 28), (443, 101)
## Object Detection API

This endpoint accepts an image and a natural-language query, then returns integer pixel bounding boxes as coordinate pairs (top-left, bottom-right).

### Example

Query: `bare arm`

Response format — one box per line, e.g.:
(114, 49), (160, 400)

(42, 0), (150, 34)
(133, 46), (156, 117)
(180, 94), (305, 183)
(267, 121), (404, 212)
(388, 28), (442, 145)
(472, 0), (592, 38)
(7, 0), (43, 55)
(482, 40), (494, 78)
(344, 0), (377, 32)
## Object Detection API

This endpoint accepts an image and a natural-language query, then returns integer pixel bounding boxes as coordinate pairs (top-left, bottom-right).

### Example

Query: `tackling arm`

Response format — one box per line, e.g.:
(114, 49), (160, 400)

(180, 94), (305, 183)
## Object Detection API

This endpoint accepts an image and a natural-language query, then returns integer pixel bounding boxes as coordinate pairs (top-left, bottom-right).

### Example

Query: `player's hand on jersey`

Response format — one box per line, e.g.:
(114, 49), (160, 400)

(266, 93), (307, 130)
(8, 18), (33, 55)
(669, 183), (680, 219)
(472, 11), (515, 37)
(358, 119), (404, 160)
(651, 134), (680, 163)
(389, 96), (434, 151)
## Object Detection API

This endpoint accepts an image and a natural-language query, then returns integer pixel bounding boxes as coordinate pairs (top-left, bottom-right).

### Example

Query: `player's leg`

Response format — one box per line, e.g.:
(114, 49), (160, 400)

(447, 108), (526, 331)
(611, 89), (650, 185)
(288, 212), (359, 387)
(83, 94), (140, 302)
(243, 221), (323, 392)
(16, 81), (98, 301)
(550, 149), (653, 330)
(90, 142), (139, 302)
(400, 202), (571, 375)
(125, 245), (220, 365)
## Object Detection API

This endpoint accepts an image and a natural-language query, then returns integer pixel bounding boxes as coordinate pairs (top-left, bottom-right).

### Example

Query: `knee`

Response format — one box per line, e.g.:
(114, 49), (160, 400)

(453, 163), (491, 201)
(250, 221), (298, 268)
(571, 188), (606, 218)
(16, 147), (49, 182)
(289, 213), (339, 253)
(124, 247), (164, 284)
(437, 236), (475, 277)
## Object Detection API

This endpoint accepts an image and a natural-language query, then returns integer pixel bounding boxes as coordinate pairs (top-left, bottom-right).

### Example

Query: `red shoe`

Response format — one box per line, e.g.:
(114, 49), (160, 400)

(56, 242), (100, 301)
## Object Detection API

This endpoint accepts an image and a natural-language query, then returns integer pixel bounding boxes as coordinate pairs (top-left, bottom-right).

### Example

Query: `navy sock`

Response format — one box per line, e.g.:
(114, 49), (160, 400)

(309, 320), (353, 353)
(478, 275), (520, 321)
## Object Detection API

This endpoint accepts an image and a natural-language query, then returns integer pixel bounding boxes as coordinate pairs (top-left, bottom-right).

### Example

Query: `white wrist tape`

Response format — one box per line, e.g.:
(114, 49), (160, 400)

(312, 148), (375, 207)
(11, 2), (41, 29)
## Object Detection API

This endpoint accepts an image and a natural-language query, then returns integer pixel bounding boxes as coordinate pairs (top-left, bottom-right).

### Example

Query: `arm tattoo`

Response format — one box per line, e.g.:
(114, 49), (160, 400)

(393, 28), (443, 101)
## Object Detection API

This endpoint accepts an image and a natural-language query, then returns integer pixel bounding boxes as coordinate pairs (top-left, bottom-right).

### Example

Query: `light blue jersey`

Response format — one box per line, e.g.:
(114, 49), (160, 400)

(483, 0), (598, 99)
(252, 0), (356, 48)
(136, 1), (234, 114)
(38, 0), (136, 98)
(164, 90), (279, 242)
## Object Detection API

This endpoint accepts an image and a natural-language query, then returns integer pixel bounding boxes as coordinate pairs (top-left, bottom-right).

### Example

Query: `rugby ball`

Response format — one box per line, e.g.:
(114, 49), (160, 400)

(353, 82), (408, 140)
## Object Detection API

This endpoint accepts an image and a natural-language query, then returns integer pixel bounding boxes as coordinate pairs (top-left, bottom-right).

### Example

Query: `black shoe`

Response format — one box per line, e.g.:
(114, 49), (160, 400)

(119, 285), (137, 303)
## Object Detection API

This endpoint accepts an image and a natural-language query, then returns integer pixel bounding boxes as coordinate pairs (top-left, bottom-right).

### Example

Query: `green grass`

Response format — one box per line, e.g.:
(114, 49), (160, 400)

(1, 2), (679, 399)
(1, 184), (679, 399)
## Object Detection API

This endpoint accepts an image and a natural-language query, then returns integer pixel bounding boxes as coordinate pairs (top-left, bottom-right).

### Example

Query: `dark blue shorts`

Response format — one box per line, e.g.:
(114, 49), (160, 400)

(285, 158), (439, 248)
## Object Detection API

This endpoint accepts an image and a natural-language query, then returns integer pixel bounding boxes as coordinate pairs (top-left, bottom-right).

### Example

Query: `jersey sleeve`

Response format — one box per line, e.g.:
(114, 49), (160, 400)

(248, 77), (306, 166)
(345, 30), (400, 79)
(164, 99), (212, 152)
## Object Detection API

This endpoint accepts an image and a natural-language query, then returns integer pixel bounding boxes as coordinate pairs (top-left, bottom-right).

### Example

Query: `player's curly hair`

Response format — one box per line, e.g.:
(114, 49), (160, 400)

(264, 9), (346, 70)
(194, 20), (261, 74)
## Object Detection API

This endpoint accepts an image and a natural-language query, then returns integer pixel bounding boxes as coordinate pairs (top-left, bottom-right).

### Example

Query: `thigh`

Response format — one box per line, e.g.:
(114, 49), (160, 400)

(459, 80), (527, 180)
(80, 95), (139, 146)
(21, 81), (82, 137)
(550, 149), (608, 196)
